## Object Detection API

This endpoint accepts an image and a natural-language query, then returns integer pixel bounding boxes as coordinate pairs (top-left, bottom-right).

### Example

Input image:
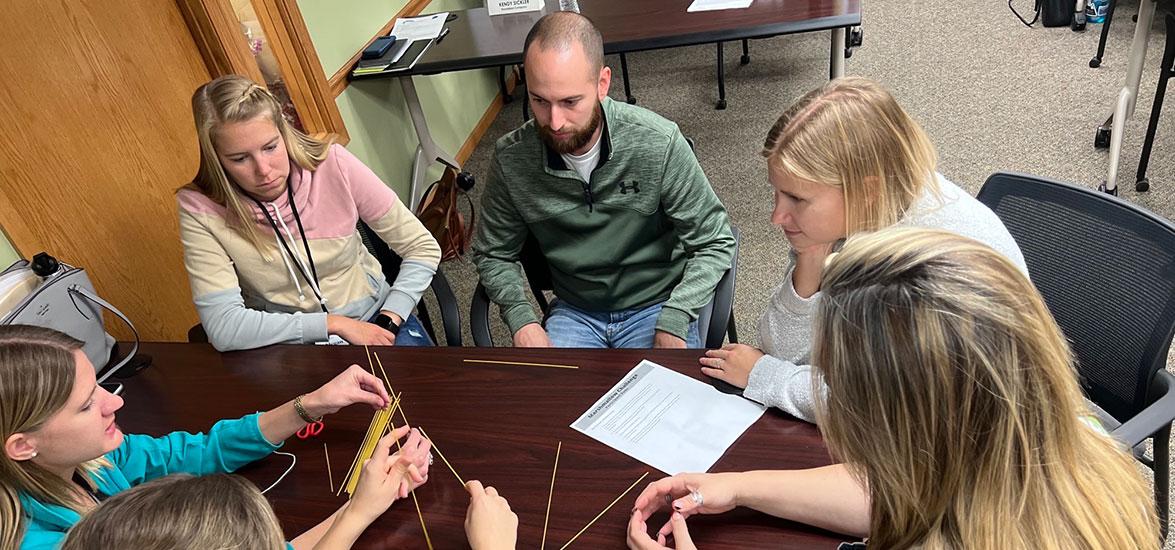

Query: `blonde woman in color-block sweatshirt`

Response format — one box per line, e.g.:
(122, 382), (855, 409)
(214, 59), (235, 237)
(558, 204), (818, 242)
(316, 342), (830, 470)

(177, 75), (440, 352)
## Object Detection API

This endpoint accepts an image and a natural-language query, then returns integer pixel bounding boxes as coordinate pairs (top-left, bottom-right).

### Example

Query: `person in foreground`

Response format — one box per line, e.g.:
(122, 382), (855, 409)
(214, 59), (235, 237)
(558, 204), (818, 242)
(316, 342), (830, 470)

(699, 77), (1025, 422)
(178, 74), (441, 351)
(60, 472), (519, 550)
(471, 12), (735, 349)
(60, 472), (519, 549)
(631, 228), (1158, 549)
(0, 324), (431, 550)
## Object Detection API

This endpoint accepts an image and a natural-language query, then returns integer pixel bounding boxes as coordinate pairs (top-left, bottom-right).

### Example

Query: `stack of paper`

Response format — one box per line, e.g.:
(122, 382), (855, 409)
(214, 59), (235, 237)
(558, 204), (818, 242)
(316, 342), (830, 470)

(351, 13), (448, 77)
(353, 39), (413, 76)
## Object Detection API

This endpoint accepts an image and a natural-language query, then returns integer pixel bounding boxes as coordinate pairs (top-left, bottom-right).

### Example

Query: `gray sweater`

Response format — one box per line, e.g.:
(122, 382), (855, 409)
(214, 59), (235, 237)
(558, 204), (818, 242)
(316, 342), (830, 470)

(744, 175), (1028, 423)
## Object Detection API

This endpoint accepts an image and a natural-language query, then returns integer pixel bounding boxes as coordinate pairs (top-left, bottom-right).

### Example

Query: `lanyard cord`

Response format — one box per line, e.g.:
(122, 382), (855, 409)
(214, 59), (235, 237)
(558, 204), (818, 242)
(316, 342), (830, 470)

(285, 182), (320, 284)
(252, 182), (328, 313)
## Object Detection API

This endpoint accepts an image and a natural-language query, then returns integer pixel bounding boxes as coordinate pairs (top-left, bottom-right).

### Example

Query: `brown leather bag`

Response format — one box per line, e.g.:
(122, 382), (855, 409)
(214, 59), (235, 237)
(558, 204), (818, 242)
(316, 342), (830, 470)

(415, 167), (475, 262)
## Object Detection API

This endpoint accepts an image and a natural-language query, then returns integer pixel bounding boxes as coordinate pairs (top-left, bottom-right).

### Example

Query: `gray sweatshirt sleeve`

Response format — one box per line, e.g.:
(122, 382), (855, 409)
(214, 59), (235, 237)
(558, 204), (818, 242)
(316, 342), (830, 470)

(195, 289), (330, 352)
(742, 262), (824, 423)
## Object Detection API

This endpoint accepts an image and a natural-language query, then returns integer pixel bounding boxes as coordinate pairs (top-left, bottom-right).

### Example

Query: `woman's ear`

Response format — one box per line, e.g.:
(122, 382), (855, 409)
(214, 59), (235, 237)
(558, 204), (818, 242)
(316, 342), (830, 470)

(5, 433), (37, 461)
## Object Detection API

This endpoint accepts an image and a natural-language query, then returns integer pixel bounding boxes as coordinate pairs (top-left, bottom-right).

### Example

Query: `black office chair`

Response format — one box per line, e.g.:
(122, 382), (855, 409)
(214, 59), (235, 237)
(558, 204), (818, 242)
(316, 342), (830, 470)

(1135, 12), (1175, 192)
(354, 221), (462, 346)
(188, 222), (463, 346)
(470, 226), (739, 348)
(977, 172), (1175, 538)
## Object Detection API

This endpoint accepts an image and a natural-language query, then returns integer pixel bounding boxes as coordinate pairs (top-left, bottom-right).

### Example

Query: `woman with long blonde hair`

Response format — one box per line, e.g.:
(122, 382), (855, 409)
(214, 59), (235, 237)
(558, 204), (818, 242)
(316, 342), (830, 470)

(699, 77), (1026, 423)
(179, 74), (441, 351)
(0, 324), (432, 549)
(630, 228), (1158, 549)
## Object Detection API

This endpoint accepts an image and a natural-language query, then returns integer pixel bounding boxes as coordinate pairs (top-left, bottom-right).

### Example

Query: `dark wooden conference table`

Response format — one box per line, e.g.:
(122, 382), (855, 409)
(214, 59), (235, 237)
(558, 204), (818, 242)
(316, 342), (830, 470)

(118, 343), (844, 549)
(352, 0), (862, 79)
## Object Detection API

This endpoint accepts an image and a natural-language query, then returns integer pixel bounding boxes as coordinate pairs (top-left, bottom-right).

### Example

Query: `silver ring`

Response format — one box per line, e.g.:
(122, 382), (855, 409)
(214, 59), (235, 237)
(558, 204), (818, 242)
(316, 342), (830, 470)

(428, 452), (435, 466)
(689, 489), (703, 507)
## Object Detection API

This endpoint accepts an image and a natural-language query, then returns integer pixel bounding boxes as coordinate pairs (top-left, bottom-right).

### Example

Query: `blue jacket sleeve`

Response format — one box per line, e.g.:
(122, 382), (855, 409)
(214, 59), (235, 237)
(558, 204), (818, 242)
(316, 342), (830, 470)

(105, 413), (280, 486)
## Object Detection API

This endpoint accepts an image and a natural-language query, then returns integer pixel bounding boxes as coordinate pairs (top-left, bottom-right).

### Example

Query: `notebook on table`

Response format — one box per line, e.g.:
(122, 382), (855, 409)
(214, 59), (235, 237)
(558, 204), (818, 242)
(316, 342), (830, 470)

(353, 38), (433, 76)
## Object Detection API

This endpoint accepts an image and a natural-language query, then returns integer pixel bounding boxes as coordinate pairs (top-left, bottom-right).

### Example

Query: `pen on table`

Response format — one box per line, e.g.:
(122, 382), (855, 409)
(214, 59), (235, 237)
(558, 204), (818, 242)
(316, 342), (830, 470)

(436, 27), (451, 43)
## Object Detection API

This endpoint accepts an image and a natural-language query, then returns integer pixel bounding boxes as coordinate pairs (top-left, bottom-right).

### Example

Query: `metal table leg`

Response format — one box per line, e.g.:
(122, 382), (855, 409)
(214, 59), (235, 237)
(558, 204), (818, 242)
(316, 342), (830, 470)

(1101, 0), (1157, 194)
(830, 27), (847, 79)
(620, 53), (636, 104)
(1090, 0), (1119, 67)
(401, 76), (460, 210)
(716, 42), (727, 110)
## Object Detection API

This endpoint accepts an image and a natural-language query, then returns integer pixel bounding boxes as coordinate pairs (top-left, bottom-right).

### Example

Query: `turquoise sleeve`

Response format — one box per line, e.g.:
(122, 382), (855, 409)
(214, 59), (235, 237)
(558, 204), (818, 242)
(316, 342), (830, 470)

(105, 413), (281, 486)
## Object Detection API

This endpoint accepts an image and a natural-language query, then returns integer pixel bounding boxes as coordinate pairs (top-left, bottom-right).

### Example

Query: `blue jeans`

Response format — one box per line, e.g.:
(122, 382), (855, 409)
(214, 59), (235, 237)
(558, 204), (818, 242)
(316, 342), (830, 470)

(367, 313), (433, 346)
(544, 300), (700, 348)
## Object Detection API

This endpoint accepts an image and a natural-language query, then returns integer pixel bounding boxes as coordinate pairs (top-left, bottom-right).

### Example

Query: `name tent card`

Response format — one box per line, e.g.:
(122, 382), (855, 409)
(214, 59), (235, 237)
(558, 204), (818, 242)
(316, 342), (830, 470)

(487, 0), (543, 16)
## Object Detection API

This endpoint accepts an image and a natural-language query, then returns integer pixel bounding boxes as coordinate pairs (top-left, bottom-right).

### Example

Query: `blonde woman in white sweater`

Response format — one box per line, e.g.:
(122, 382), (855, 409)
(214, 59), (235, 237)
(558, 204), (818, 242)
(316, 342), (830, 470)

(700, 77), (1026, 423)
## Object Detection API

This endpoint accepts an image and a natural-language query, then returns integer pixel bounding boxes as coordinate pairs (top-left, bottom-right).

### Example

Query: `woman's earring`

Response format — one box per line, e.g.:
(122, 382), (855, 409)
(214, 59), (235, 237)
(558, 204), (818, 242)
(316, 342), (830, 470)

(29, 451), (37, 458)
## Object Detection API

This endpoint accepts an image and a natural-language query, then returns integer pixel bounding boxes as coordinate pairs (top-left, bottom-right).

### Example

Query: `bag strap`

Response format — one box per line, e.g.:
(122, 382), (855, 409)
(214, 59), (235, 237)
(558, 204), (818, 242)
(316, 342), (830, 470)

(70, 286), (140, 383)
(1009, 0), (1042, 27)
(461, 192), (476, 242)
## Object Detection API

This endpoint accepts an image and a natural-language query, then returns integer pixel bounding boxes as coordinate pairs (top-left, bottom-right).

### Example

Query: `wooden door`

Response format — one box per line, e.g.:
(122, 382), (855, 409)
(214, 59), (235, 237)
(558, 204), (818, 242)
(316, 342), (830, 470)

(0, 0), (212, 340)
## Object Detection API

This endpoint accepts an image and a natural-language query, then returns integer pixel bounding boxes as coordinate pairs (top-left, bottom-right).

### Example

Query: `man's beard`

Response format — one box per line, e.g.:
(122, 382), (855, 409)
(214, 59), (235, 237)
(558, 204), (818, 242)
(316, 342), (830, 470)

(538, 102), (602, 154)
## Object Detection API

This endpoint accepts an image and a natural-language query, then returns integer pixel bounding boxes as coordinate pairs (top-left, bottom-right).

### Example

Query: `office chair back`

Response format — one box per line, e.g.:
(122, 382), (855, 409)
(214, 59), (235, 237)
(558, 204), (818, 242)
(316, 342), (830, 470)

(977, 173), (1175, 423)
(355, 221), (462, 346)
(978, 172), (1175, 537)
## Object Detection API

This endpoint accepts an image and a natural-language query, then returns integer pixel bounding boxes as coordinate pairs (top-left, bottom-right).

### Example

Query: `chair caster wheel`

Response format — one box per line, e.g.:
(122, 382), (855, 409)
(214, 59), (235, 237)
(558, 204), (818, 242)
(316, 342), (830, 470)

(1097, 181), (1119, 196)
(1089, 57), (1102, 68)
(1137, 178), (1150, 192)
(740, 54), (750, 65)
(626, 96), (636, 105)
(1094, 126), (1111, 148)
(715, 99), (727, 110)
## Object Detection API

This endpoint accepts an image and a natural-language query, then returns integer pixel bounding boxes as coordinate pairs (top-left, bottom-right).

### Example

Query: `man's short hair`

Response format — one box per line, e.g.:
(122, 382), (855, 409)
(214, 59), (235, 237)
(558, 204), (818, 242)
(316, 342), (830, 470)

(523, 12), (604, 73)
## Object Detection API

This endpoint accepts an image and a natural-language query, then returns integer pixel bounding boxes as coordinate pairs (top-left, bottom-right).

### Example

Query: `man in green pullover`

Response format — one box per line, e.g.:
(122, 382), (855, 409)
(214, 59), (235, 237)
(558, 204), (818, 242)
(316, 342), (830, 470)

(471, 12), (735, 348)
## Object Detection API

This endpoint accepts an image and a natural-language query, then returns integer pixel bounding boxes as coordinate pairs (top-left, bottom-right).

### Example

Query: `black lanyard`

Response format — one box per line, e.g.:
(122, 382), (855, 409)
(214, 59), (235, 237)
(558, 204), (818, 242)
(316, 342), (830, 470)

(252, 182), (328, 313)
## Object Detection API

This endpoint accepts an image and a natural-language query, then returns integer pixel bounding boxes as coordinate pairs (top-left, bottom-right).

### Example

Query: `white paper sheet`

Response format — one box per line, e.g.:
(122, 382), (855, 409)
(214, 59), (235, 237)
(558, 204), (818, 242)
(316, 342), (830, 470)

(571, 360), (766, 475)
(391, 12), (449, 41)
(687, 0), (754, 12)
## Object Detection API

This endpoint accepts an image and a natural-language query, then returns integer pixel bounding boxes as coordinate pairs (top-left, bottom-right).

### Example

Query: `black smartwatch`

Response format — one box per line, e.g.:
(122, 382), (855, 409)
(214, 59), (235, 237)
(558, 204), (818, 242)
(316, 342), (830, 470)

(373, 313), (402, 335)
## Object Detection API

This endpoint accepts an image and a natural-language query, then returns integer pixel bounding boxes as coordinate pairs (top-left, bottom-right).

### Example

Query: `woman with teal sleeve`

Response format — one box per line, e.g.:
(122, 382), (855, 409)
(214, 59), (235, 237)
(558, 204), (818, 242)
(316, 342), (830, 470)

(0, 325), (427, 550)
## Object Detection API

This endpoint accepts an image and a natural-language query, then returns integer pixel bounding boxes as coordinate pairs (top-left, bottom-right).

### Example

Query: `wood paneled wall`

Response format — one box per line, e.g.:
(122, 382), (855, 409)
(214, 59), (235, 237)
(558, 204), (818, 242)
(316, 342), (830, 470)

(0, 0), (214, 340)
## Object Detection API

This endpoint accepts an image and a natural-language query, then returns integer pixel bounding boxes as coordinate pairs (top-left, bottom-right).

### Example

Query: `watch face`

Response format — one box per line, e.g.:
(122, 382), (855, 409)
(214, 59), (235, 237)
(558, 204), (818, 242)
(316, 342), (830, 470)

(375, 314), (401, 334)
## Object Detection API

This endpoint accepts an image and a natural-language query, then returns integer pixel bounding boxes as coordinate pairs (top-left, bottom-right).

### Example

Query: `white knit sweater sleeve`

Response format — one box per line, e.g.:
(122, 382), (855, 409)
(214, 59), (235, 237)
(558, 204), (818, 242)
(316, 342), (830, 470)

(742, 261), (825, 423)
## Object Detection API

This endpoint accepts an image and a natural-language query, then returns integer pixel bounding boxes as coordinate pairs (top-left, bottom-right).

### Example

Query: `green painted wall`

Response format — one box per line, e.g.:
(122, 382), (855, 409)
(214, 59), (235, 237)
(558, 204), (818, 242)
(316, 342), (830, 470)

(0, 230), (18, 267)
(300, 0), (502, 198)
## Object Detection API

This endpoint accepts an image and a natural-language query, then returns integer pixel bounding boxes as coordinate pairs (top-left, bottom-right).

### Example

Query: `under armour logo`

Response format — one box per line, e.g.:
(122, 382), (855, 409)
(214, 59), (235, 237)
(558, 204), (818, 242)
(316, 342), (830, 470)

(619, 181), (640, 194)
